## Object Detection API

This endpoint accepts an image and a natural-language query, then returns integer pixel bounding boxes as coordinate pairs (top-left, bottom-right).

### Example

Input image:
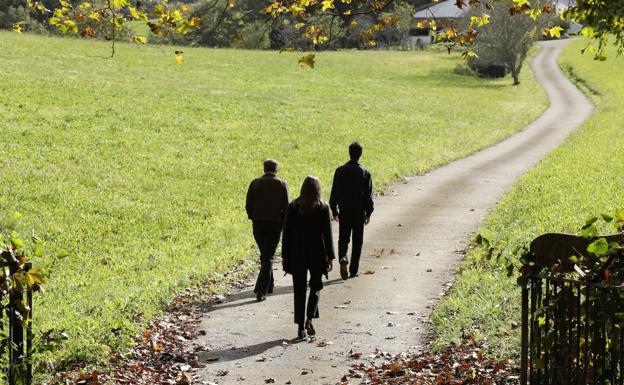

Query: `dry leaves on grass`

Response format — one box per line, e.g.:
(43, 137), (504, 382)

(344, 335), (518, 385)
(58, 263), (253, 385)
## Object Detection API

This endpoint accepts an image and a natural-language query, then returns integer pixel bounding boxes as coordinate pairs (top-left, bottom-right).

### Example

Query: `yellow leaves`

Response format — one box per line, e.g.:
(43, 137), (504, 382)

(12, 21), (26, 33)
(186, 16), (202, 28)
(27, 0), (49, 13)
(513, 0), (529, 6)
(547, 25), (564, 39)
(321, 0), (334, 11)
(298, 54), (315, 69)
(78, 2), (91, 10)
(175, 50), (184, 64)
(528, 8), (541, 21)
(461, 50), (477, 59)
(111, 0), (129, 9)
(469, 14), (490, 28)
(181, 4), (189, 13)
(13, 267), (45, 291)
(348, 20), (358, 29)
(128, 6), (147, 20)
(133, 36), (147, 44)
(305, 25), (328, 45)
(153, 4), (165, 16)
(295, 22), (305, 29)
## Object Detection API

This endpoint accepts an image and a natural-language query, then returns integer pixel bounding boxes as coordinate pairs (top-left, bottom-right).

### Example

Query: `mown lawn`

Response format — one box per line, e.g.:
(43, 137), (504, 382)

(0, 32), (546, 373)
(431, 38), (624, 358)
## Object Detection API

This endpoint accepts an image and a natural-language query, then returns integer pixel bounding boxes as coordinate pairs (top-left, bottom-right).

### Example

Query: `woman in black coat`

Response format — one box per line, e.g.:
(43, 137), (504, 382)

(282, 176), (335, 339)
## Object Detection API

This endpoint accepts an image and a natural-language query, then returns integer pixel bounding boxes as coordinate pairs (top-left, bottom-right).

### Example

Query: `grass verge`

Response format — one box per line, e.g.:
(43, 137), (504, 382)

(0, 31), (546, 375)
(430, 38), (624, 358)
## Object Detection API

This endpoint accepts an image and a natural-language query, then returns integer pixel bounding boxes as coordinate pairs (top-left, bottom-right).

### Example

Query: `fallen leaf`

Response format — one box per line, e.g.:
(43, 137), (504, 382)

(363, 269), (375, 275)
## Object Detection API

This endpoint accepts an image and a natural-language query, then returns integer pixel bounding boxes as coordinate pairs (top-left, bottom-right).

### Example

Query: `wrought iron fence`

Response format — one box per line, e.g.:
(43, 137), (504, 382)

(520, 273), (624, 385)
(3, 262), (33, 385)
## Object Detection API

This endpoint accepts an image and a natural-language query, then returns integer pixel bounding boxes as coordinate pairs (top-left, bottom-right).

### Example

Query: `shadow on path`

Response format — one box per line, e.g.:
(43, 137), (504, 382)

(198, 278), (345, 314)
(198, 338), (306, 364)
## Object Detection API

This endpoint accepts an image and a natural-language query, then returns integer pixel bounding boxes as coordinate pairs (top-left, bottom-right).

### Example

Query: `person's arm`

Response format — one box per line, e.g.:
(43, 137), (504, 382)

(245, 180), (255, 220)
(281, 204), (294, 274)
(281, 181), (289, 223)
(322, 205), (335, 263)
(329, 169), (339, 220)
(364, 171), (374, 220)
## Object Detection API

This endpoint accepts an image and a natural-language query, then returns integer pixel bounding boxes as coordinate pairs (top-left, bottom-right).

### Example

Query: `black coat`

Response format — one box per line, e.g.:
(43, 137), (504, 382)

(281, 200), (335, 276)
(329, 160), (374, 217)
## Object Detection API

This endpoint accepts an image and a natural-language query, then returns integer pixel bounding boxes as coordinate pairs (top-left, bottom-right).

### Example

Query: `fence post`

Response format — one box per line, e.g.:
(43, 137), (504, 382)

(519, 276), (529, 385)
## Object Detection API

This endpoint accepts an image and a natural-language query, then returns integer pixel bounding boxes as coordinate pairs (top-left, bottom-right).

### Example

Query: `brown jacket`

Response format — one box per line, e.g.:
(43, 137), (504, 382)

(246, 173), (289, 223)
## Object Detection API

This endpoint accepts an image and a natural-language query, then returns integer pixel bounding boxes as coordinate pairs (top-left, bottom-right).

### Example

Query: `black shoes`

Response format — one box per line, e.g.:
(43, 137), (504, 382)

(297, 327), (307, 340)
(256, 293), (266, 302)
(339, 259), (349, 280)
(305, 319), (316, 336)
(350, 272), (359, 279)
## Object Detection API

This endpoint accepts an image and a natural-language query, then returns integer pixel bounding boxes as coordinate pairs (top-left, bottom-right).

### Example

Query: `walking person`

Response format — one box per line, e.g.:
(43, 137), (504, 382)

(282, 176), (335, 339)
(246, 159), (289, 302)
(329, 142), (374, 280)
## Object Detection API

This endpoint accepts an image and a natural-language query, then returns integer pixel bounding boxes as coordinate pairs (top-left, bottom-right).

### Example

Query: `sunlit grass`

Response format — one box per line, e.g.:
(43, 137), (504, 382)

(0, 31), (546, 373)
(431, 38), (624, 358)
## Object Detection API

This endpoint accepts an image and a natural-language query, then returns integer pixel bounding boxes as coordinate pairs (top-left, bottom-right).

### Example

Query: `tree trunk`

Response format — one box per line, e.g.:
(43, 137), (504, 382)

(512, 69), (520, 86)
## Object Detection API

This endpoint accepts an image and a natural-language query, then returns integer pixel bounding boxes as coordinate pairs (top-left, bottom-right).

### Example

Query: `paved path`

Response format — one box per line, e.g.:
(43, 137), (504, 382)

(193, 40), (593, 385)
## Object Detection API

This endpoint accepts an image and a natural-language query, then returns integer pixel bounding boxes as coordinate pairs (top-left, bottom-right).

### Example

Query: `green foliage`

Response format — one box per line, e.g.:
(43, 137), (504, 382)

(0, 214), (46, 384)
(431, 38), (624, 357)
(0, 31), (547, 378)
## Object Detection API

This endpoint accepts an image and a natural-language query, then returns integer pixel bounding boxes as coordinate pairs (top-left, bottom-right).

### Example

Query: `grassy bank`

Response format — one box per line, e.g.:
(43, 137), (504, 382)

(0, 31), (546, 372)
(431, 39), (624, 358)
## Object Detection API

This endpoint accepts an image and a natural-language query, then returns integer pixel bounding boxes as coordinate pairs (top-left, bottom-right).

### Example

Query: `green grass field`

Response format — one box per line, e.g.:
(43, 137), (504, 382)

(0, 31), (547, 372)
(431, 38), (624, 358)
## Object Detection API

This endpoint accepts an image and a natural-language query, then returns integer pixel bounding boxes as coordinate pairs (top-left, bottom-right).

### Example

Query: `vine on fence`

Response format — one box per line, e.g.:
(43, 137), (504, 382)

(0, 213), (46, 384)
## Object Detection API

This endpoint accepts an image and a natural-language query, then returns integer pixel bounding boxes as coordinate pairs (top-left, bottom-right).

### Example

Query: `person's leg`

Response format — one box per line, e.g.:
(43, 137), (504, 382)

(252, 221), (268, 297)
(254, 221), (278, 298)
(337, 211), (353, 263)
(338, 211), (354, 280)
(349, 213), (365, 277)
(264, 222), (282, 294)
(305, 268), (323, 335)
(292, 269), (308, 337)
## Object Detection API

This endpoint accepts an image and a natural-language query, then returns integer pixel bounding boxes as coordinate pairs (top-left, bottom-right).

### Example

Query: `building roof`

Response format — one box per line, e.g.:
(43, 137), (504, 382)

(413, 0), (466, 20)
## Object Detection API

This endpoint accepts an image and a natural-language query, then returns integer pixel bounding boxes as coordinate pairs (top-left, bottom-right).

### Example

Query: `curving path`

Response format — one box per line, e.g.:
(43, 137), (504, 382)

(192, 40), (593, 385)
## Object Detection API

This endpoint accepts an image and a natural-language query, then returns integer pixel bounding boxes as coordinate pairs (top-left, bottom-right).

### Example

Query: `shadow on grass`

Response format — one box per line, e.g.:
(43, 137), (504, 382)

(398, 67), (513, 89)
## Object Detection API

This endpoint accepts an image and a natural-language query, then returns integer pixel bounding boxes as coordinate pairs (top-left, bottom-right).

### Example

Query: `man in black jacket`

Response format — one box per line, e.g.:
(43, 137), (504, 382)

(246, 159), (289, 301)
(329, 142), (374, 280)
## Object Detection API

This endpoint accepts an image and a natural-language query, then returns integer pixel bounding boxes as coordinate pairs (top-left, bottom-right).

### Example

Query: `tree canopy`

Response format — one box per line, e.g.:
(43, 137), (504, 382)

(8, 0), (624, 62)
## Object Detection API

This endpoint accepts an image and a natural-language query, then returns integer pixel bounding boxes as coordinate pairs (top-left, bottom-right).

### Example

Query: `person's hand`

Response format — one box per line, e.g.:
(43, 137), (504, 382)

(332, 215), (339, 222)
(364, 216), (371, 225)
(327, 259), (333, 272)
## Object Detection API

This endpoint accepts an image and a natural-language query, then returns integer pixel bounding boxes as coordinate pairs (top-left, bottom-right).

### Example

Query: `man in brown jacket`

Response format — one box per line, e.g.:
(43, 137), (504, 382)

(246, 159), (289, 301)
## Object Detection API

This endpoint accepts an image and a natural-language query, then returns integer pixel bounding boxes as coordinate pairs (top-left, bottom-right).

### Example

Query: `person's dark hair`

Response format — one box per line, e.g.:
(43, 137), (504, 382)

(298, 176), (324, 214)
(349, 142), (363, 161)
(264, 159), (279, 173)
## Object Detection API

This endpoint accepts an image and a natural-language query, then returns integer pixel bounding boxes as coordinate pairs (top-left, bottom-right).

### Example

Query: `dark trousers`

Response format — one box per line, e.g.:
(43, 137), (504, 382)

(252, 220), (282, 295)
(292, 264), (322, 326)
(338, 210), (365, 276)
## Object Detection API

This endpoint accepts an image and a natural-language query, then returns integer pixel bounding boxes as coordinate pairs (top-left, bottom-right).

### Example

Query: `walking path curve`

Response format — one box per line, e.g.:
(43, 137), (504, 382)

(193, 40), (593, 385)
